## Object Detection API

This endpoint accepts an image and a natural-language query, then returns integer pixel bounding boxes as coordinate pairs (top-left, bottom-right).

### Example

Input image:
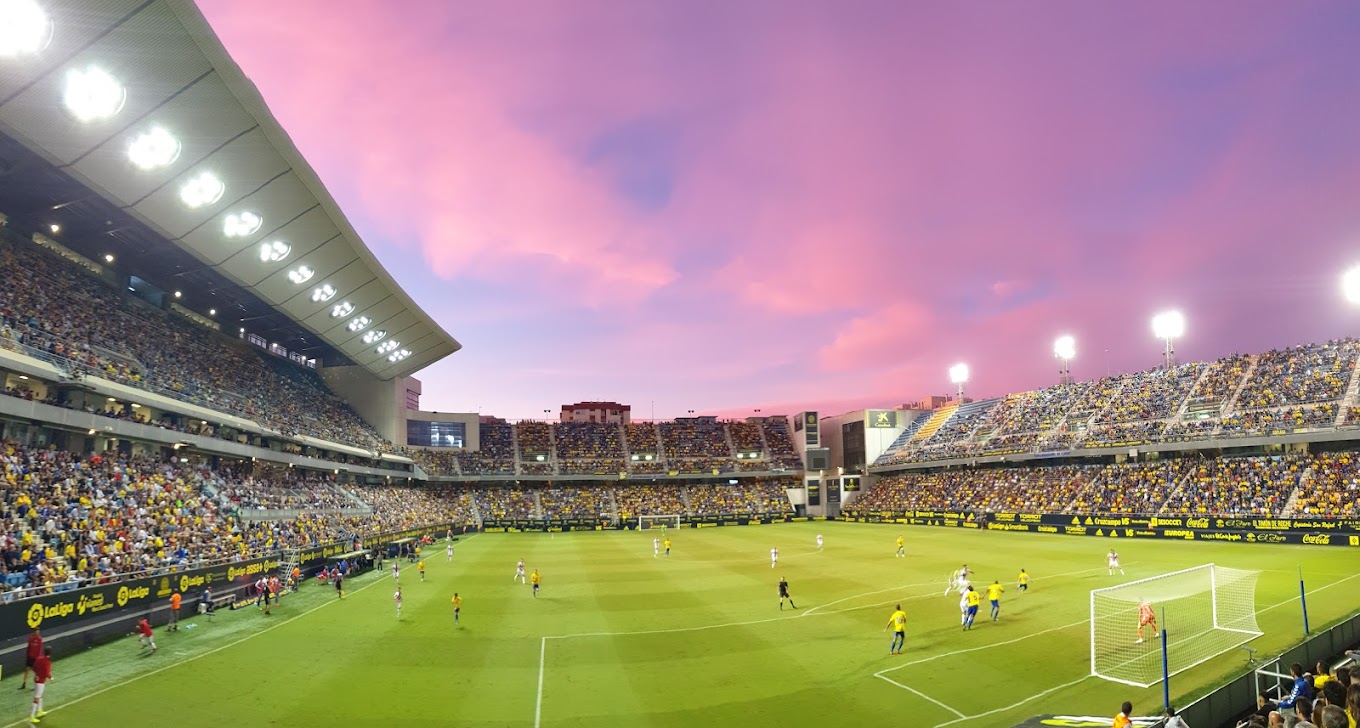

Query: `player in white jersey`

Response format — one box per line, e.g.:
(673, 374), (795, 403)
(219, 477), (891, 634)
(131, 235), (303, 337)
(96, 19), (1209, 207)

(392, 562), (400, 582)
(770, 547), (779, 568)
(653, 538), (660, 558)
(816, 534), (823, 550)
(514, 559), (527, 584)
(446, 544), (453, 561)
(394, 587), (403, 619)
(958, 589), (970, 624)
(1107, 550), (1124, 576)
(944, 565), (972, 596)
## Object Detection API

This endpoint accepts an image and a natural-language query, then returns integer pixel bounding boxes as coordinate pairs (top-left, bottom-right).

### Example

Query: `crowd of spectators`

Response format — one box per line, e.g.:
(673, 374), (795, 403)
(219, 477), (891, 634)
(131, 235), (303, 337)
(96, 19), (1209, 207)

(728, 421), (765, 452)
(688, 479), (795, 516)
(538, 486), (613, 520)
(471, 486), (538, 520)
(1236, 340), (1358, 409)
(615, 484), (687, 521)
(0, 236), (388, 449)
(555, 423), (625, 475)
(659, 420), (732, 460)
(1293, 452), (1360, 517)
(456, 424), (514, 475)
(1160, 456), (1302, 516)
(1187, 354), (1251, 406)
(516, 421), (554, 460)
(760, 417), (804, 470)
(218, 470), (354, 511)
(1096, 363), (1203, 424)
(1220, 405), (1336, 437)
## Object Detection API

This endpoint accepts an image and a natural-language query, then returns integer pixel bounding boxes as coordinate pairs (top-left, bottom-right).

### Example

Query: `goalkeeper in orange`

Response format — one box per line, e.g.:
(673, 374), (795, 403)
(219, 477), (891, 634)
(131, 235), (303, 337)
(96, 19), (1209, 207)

(1135, 598), (1159, 644)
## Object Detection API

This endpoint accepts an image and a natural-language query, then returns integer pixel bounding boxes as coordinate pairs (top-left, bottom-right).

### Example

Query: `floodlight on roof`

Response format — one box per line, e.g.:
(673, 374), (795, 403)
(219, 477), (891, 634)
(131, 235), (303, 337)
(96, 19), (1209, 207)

(1343, 265), (1360, 305)
(331, 302), (355, 318)
(362, 329), (386, 344)
(1053, 335), (1076, 361)
(128, 127), (181, 170)
(948, 362), (969, 385)
(63, 66), (126, 122)
(223, 211), (262, 238)
(259, 240), (291, 263)
(179, 171), (225, 209)
(376, 340), (400, 355)
(387, 349), (411, 363)
(287, 265), (314, 284)
(0, 0), (53, 58)
(310, 283), (336, 302)
(347, 316), (371, 332)
(1151, 310), (1185, 340)
(103, 253), (114, 263)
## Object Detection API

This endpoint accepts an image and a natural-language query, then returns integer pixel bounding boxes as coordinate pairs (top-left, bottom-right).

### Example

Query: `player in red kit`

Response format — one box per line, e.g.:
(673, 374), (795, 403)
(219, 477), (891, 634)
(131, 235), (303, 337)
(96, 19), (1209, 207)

(28, 647), (51, 724)
(136, 618), (157, 653)
(19, 628), (42, 689)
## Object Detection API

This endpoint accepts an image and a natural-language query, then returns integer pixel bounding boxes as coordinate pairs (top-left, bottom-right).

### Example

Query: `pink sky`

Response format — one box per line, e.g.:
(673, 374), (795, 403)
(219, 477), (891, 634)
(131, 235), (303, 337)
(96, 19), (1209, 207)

(198, 1), (1360, 421)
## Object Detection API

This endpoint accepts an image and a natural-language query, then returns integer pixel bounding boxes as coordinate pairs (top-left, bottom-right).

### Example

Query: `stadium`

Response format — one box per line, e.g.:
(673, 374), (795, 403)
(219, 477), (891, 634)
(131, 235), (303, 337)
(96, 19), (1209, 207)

(0, 1), (1358, 727)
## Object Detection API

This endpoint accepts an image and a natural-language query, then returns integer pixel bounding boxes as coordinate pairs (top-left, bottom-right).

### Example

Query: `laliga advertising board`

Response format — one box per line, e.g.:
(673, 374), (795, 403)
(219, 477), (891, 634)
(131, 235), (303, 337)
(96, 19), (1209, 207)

(1014, 717), (1163, 727)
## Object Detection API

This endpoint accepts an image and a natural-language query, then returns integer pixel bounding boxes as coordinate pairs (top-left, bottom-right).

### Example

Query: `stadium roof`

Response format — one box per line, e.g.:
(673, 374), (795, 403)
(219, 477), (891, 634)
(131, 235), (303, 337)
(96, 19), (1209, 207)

(0, 0), (460, 380)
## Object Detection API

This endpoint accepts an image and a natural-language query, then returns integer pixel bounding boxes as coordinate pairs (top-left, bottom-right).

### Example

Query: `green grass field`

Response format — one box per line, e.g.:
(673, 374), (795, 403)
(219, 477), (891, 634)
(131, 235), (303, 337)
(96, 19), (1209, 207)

(2, 522), (1357, 727)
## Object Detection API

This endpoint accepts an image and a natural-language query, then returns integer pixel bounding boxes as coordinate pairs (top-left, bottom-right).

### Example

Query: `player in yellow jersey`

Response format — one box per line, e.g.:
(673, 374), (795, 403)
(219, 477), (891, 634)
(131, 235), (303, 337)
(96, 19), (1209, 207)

(418, 560), (426, 582)
(530, 569), (541, 598)
(663, 538), (671, 557)
(963, 586), (981, 630)
(883, 605), (907, 654)
(894, 535), (905, 558)
(451, 593), (462, 625)
(986, 580), (1004, 621)
(1017, 569), (1030, 592)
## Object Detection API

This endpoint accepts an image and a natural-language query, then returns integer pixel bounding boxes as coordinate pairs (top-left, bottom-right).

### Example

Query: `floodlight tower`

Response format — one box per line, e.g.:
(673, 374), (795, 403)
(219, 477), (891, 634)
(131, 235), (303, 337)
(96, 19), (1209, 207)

(1342, 265), (1360, 305)
(1054, 335), (1076, 385)
(948, 363), (969, 404)
(1151, 311), (1185, 371)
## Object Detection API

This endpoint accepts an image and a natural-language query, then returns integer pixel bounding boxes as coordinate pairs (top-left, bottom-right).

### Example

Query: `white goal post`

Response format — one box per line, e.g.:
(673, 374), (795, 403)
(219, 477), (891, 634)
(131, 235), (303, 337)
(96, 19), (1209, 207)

(638, 515), (682, 530)
(1090, 563), (1262, 687)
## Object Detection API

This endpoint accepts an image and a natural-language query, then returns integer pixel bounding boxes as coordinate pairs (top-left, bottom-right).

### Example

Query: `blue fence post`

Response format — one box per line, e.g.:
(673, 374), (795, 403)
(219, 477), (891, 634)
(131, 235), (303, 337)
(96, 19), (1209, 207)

(1161, 608), (1171, 714)
(1299, 566), (1310, 636)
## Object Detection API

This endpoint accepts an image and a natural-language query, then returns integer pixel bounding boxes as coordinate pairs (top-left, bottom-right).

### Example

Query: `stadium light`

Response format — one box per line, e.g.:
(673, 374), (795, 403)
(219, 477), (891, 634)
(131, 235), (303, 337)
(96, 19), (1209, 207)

(128, 127), (181, 170)
(376, 340), (400, 355)
(362, 329), (386, 344)
(103, 253), (114, 263)
(179, 171), (225, 209)
(259, 241), (291, 263)
(174, 290), (182, 298)
(223, 211), (262, 238)
(1151, 310), (1185, 370)
(310, 283), (336, 302)
(948, 362), (969, 403)
(63, 66), (126, 122)
(48, 224), (59, 233)
(0, 0), (53, 58)
(1054, 335), (1076, 385)
(208, 308), (216, 316)
(1342, 265), (1360, 305)
(287, 265), (314, 284)
(387, 349), (410, 363)
(347, 316), (371, 333)
(330, 302), (354, 318)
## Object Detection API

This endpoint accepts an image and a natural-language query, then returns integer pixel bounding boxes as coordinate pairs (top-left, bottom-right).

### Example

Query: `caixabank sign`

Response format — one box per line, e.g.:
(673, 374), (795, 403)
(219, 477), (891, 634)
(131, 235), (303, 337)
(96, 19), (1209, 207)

(841, 510), (1360, 547)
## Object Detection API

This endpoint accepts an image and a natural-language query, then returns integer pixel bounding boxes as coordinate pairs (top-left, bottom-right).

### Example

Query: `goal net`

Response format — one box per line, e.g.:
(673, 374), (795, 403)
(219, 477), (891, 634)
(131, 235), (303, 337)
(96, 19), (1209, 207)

(638, 515), (682, 530)
(1090, 563), (1261, 687)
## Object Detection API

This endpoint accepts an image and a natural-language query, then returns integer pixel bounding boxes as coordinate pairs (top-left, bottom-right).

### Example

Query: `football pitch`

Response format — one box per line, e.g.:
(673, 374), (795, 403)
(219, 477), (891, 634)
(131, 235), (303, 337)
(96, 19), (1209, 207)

(3, 522), (1357, 727)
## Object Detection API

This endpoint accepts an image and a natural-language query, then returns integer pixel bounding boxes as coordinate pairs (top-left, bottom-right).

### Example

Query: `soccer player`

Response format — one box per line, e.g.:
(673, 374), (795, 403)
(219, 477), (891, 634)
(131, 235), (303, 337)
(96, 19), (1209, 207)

(418, 559), (426, 582)
(452, 593), (462, 624)
(136, 618), (156, 653)
(895, 535), (905, 558)
(20, 628), (42, 689)
(986, 580), (1004, 621)
(1135, 598), (1159, 644)
(392, 561), (401, 583)
(446, 543), (453, 561)
(663, 538), (671, 557)
(168, 592), (181, 632)
(958, 589), (970, 625)
(28, 647), (51, 724)
(963, 586), (981, 630)
(1017, 569), (1030, 592)
(394, 587), (403, 619)
(884, 605), (907, 655)
(530, 570), (541, 598)
(1107, 549), (1125, 576)
(816, 534), (823, 550)
(944, 565), (972, 596)
(446, 527), (453, 542)
(778, 576), (797, 610)
(514, 559), (527, 584)
(770, 547), (779, 568)
(653, 537), (660, 558)
(335, 572), (344, 599)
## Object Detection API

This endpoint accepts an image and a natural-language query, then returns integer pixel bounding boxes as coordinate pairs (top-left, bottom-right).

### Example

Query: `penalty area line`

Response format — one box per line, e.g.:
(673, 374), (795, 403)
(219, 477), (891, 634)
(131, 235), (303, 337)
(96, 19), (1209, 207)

(873, 674), (966, 718)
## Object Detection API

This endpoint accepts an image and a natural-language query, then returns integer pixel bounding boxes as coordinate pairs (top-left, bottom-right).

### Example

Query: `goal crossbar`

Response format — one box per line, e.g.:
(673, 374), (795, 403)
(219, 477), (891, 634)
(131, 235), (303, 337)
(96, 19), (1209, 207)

(637, 514), (682, 529)
(1090, 563), (1262, 687)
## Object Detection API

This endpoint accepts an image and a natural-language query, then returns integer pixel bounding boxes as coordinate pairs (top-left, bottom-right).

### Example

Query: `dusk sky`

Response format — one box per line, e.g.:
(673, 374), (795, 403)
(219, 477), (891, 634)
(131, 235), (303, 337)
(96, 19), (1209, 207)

(197, 1), (1360, 422)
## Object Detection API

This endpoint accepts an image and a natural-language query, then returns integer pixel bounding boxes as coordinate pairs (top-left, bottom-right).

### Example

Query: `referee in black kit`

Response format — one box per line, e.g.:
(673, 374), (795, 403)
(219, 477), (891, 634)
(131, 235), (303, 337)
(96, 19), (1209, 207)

(778, 576), (797, 610)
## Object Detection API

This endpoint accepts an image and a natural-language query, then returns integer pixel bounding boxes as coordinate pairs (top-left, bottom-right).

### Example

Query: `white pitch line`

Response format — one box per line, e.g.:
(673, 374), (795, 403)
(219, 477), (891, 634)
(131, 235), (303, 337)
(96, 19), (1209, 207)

(534, 637), (547, 728)
(1256, 571), (1360, 615)
(874, 674), (966, 718)
(931, 676), (1090, 728)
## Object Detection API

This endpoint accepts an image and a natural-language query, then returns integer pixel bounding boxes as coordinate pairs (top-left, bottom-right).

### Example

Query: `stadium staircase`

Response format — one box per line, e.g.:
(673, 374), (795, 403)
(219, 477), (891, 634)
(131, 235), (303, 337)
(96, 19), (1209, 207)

(1280, 466), (1313, 518)
(607, 489), (620, 525)
(1151, 463), (1198, 515)
(680, 487), (695, 516)
(1333, 363), (1360, 426)
(1222, 355), (1260, 416)
(532, 491), (544, 519)
(1172, 365), (1217, 420)
(279, 547), (301, 591)
(910, 405), (957, 443)
(547, 427), (560, 476)
(511, 425), (523, 476)
(722, 424), (738, 459)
